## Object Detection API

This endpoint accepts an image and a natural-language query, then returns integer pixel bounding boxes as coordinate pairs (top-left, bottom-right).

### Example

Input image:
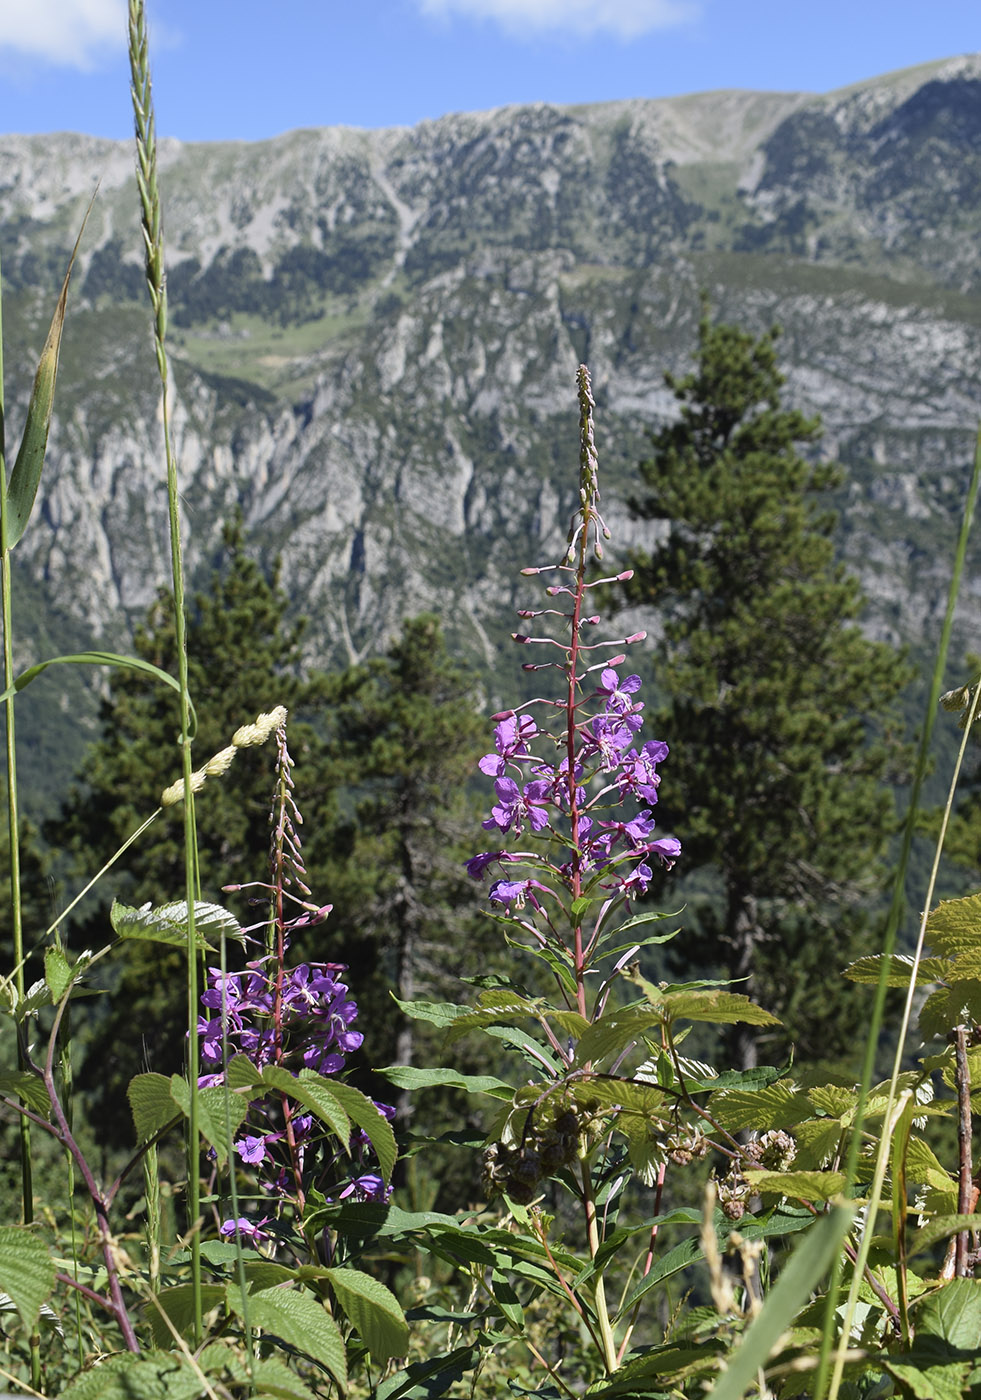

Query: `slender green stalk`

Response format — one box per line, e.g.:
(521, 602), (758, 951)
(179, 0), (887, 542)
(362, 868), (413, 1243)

(128, 0), (202, 1341)
(0, 235), (43, 1399)
(817, 426), (981, 1400)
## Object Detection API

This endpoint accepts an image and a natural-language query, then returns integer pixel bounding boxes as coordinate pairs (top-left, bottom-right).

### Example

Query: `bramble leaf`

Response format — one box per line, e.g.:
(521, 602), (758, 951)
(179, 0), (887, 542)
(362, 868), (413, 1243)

(0, 1226), (55, 1329)
(226, 1283), (346, 1388)
(324, 1266), (409, 1361)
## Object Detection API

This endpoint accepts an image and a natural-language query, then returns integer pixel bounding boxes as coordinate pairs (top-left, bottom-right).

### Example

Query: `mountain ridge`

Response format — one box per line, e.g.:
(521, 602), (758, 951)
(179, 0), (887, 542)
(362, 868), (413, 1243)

(1, 53), (980, 810)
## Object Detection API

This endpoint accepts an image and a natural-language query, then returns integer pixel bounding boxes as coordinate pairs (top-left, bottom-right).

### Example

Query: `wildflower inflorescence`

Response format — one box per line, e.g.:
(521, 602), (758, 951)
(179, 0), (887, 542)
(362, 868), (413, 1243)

(466, 367), (680, 995)
(197, 719), (392, 1239)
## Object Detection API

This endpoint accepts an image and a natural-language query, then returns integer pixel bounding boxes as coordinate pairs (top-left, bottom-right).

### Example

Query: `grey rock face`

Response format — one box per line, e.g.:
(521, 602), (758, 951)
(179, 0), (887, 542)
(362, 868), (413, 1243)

(2, 53), (980, 797)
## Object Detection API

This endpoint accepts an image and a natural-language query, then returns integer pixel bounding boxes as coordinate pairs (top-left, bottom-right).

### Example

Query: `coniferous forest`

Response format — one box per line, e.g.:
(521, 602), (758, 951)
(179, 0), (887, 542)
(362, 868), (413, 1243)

(2, 6), (981, 1398)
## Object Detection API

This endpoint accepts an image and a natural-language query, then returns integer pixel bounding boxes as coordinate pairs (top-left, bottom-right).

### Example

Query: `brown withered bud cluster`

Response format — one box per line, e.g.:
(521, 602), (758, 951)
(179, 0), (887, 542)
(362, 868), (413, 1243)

(665, 1126), (710, 1167)
(482, 1109), (581, 1204)
(717, 1130), (798, 1220)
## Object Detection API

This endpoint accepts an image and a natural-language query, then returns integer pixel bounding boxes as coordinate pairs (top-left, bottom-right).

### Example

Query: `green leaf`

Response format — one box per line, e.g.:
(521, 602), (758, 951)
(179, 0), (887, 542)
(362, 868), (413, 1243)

(910, 1215), (981, 1260)
(144, 1282), (225, 1345)
(617, 1236), (705, 1315)
(392, 996), (470, 1028)
(168, 1076), (249, 1164)
(658, 987), (781, 1028)
(128, 1072), (182, 1144)
(926, 894), (981, 959)
(743, 1168), (846, 1200)
(843, 953), (951, 988)
(260, 1066), (351, 1145)
(44, 945), (74, 1002)
(705, 1206), (853, 1400)
(0, 1071), (50, 1115)
(59, 1353), (205, 1400)
(0, 651), (189, 721)
(226, 1283), (346, 1387)
(3, 203), (90, 551)
(110, 898), (233, 950)
(919, 982), (981, 1040)
(913, 1276), (981, 1348)
(320, 1078), (397, 1180)
(0, 1226), (55, 1329)
(711, 1080), (814, 1133)
(324, 1265), (409, 1362)
(381, 1064), (511, 1096)
(226, 1053), (264, 1090)
(489, 1268), (523, 1330)
(374, 1345), (478, 1400)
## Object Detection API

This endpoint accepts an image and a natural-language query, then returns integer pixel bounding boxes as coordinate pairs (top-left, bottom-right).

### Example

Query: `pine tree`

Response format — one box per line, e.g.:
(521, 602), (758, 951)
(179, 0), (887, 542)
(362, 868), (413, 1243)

(627, 309), (910, 1069)
(316, 615), (487, 1116)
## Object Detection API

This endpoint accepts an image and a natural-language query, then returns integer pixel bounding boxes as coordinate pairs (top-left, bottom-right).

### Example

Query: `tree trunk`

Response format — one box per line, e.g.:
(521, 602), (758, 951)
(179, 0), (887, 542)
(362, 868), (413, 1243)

(726, 890), (761, 1072)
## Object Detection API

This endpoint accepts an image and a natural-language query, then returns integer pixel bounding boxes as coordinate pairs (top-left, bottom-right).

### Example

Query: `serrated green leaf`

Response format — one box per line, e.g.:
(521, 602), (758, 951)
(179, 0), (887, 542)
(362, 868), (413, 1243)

(843, 953), (950, 988)
(712, 1080), (813, 1133)
(572, 1004), (658, 1067)
(325, 1265), (409, 1361)
(44, 945), (74, 1002)
(0, 1071), (50, 1115)
(168, 1076), (249, 1164)
(926, 893), (981, 958)
(128, 1072), (182, 1144)
(743, 1168), (846, 1200)
(226, 1053), (264, 1090)
(910, 1214), (981, 1259)
(263, 1067), (350, 1144)
(0, 1227), (55, 1329)
(320, 1078), (396, 1180)
(919, 982), (981, 1040)
(110, 898), (226, 950)
(59, 1352), (204, 1400)
(3, 205), (89, 551)
(226, 1283), (346, 1387)
(913, 1275), (981, 1347)
(659, 988), (781, 1028)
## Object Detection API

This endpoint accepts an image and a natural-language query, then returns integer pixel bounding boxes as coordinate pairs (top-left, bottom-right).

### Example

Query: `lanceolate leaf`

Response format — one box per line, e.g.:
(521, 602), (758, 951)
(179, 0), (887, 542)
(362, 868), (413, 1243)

(0, 1226), (55, 1329)
(0, 651), (186, 712)
(4, 199), (92, 551)
(324, 1266), (409, 1362)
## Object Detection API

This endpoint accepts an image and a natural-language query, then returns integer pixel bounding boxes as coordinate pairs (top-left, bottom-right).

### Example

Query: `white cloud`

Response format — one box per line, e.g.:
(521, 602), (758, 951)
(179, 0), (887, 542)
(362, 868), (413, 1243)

(0, 0), (126, 70)
(417, 0), (699, 40)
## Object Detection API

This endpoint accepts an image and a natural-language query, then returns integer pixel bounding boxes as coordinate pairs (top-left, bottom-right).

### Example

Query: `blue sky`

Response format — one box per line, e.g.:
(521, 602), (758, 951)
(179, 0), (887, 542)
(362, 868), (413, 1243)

(0, 0), (978, 142)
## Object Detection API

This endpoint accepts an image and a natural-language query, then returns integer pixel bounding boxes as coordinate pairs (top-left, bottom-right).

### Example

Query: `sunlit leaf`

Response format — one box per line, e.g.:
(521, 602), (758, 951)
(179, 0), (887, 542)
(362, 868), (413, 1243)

(226, 1283), (346, 1388)
(0, 1226), (55, 1329)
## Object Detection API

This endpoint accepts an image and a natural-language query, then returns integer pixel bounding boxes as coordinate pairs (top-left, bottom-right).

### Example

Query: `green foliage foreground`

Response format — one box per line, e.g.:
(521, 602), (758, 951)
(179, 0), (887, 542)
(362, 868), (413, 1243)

(2, 5), (981, 1397)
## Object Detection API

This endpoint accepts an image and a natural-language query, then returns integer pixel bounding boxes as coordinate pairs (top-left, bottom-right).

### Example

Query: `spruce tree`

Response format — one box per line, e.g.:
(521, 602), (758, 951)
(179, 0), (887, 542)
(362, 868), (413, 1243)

(627, 309), (910, 1069)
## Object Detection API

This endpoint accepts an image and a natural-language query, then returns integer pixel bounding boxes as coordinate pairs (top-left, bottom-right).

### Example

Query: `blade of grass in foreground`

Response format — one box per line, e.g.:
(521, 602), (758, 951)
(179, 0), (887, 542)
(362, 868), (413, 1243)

(817, 425), (981, 1400)
(129, 0), (203, 1343)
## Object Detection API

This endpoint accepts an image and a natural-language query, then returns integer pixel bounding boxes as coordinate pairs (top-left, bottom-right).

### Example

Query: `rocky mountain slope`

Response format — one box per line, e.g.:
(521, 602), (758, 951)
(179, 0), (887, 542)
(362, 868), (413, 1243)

(1, 52), (980, 806)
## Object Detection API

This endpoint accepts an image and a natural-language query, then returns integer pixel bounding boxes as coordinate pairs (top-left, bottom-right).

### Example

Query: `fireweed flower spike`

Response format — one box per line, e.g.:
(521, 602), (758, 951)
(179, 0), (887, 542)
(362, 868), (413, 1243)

(466, 365), (680, 1016)
(201, 721), (393, 1232)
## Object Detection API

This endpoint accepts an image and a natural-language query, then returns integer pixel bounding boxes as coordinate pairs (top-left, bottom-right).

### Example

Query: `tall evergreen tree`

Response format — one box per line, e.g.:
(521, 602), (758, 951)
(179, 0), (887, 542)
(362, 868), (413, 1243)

(626, 309), (910, 1069)
(316, 615), (487, 1115)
